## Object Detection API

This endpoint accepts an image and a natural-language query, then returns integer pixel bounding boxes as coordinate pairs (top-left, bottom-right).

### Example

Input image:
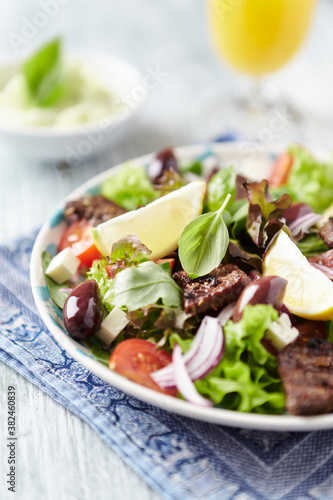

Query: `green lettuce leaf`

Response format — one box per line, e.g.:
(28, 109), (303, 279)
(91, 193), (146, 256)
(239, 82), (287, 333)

(287, 146), (333, 213)
(105, 261), (183, 311)
(196, 304), (285, 414)
(101, 164), (158, 210)
(86, 259), (114, 312)
(169, 333), (193, 353)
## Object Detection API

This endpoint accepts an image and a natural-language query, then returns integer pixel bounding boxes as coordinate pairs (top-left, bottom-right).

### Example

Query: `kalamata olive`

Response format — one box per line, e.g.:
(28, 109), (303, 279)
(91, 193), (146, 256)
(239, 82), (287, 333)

(233, 276), (287, 322)
(63, 280), (104, 340)
(148, 148), (179, 181)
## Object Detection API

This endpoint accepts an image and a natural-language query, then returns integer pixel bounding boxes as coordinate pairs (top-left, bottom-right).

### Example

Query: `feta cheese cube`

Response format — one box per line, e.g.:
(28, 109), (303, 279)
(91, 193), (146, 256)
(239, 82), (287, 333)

(97, 307), (129, 344)
(265, 313), (299, 351)
(45, 248), (80, 284)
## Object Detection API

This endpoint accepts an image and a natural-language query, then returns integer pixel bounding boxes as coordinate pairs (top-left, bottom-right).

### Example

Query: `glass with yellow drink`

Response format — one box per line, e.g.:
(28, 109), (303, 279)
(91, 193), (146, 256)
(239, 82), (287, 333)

(208, 0), (317, 78)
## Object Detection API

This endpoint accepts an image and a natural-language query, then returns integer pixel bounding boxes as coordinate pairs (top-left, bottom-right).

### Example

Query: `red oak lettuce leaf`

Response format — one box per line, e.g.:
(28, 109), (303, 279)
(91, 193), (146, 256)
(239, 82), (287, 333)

(244, 180), (292, 247)
(228, 240), (263, 273)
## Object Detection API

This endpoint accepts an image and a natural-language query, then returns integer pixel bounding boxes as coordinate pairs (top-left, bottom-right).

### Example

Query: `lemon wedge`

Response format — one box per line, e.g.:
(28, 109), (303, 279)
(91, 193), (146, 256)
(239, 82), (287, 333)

(263, 230), (333, 321)
(92, 180), (206, 260)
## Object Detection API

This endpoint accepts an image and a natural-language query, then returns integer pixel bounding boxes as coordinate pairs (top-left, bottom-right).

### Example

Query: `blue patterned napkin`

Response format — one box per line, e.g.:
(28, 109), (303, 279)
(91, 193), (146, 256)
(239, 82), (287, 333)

(1, 232), (333, 500)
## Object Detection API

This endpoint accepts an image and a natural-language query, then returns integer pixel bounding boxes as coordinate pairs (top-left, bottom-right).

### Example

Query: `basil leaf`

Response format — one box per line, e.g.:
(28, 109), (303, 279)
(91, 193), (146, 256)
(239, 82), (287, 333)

(178, 194), (231, 278)
(207, 166), (236, 212)
(22, 38), (65, 106)
(106, 261), (183, 311)
(41, 251), (69, 309)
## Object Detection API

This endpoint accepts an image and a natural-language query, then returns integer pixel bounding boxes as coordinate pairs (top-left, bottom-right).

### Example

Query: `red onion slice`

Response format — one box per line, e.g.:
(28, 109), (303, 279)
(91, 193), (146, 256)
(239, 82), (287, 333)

(288, 212), (321, 237)
(172, 344), (213, 407)
(248, 271), (260, 281)
(186, 317), (224, 380)
(218, 302), (236, 326)
(151, 316), (225, 388)
(280, 304), (298, 326)
(310, 261), (333, 280)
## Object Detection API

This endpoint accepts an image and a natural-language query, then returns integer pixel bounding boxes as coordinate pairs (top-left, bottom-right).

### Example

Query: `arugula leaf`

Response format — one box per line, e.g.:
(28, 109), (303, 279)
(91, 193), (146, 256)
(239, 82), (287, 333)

(105, 261), (183, 311)
(178, 194), (231, 278)
(196, 305), (285, 414)
(207, 166), (236, 212)
(42, 251), (70, 309)
(101, 164), (158, 210)
(22, 38), (66, 107)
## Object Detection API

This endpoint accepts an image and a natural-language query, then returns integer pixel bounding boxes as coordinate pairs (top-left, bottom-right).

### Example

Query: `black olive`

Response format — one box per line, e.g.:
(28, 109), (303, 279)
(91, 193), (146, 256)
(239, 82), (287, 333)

(148, 148), (179, 181)
(63, 280), (104, 340)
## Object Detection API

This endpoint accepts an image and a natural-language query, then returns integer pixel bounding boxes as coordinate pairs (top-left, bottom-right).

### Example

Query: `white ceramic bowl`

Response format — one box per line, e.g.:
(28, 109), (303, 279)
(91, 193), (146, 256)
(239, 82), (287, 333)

(0, 51), (145, 162)
(30, 142), (333, 431)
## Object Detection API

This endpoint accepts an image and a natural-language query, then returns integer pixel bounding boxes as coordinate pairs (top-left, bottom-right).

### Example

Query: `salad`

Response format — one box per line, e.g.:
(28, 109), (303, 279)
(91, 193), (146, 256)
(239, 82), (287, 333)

(42, 146), (333, 416)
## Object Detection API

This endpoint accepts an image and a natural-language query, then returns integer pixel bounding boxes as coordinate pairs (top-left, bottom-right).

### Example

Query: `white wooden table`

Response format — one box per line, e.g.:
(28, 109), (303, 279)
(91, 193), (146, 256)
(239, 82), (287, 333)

(1, 1), (333, 499)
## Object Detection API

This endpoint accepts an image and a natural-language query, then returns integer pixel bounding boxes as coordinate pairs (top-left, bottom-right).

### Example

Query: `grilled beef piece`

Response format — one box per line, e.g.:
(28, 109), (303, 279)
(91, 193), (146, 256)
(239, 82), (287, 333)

(318, 218), (333, 248)
(278, 334), (333, 416)
(173, 264), (251, 315)
(64, 195), (127, 227)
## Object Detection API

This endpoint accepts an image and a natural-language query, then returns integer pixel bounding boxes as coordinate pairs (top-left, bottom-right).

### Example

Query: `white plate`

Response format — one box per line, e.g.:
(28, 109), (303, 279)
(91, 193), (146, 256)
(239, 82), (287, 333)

(30, 142), (333, 431)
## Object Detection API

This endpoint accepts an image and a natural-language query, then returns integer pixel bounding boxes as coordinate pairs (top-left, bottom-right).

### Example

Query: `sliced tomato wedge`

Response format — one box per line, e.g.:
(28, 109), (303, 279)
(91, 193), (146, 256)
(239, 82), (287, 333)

(59, 220), (100, 267)
(268, 152), (294, 187)
(109, 339), (177, 397)
(105, 263), (125, 279)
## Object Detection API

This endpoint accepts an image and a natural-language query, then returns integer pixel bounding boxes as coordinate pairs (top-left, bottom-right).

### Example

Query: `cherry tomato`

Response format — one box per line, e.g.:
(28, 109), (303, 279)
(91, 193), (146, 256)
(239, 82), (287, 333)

(268, 152), (294, 187)
(59, 220), (100, 268)
(154, 258), (175, 273)
(109, 339), (177, 397)
(105, 263), (126, 279)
